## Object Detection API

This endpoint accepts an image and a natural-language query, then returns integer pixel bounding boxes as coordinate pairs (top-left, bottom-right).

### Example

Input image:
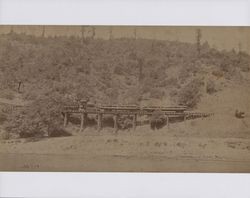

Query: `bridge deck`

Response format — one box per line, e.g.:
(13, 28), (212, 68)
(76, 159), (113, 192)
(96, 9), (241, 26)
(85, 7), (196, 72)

(1, 101), (212, 131)
(63, 105), (188, 115)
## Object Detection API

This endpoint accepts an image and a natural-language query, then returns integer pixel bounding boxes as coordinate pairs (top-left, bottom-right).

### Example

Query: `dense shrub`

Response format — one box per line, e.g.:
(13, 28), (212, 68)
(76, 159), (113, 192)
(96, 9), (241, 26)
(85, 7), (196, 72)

(118, 115), (133, 130)
(178, 79), (203, 108)
(212, 70), (223, 78)
(0, 90), (15, 100)
(206, 79), (217, 94)
(0, 130), (10, 140)
(165, 77), (179, 88)
(150, 88), (165, 99)
(5, 95), (70, 138)
(0, 112), (7, 124)
(150, 111), (166, 130)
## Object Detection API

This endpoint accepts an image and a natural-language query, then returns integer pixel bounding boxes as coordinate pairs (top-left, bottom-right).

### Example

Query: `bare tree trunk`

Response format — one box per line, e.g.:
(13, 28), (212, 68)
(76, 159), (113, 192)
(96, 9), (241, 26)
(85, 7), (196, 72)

(134, 28), (137, 40)
(196, 29), (202, 56)
(81, 26), (85, 43)
(10, 26), (14, 34)
(18, 81), (22, 93)
(138, 58), (144, 82)
(109, 27), (113, 40)
(151, 30), (156, 53)
(238, 42), (242, 63)
(42, 26), (45, 37)
(92, 27), (96, 39)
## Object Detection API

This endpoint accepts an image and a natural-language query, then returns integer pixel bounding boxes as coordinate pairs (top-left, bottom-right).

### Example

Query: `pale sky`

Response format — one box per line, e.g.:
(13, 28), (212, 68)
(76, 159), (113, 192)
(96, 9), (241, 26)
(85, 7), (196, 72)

(0, 26), (249, 53)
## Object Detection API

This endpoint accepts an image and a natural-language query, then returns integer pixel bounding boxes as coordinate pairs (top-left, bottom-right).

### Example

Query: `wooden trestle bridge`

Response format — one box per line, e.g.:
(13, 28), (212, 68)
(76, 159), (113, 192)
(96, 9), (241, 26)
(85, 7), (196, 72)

(62, 100), (213, 131)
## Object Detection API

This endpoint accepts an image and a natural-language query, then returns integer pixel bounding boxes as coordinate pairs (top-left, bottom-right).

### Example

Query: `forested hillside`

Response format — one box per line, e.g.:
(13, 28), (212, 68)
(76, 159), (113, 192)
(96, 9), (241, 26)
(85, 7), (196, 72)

(0, 32), (249, 107)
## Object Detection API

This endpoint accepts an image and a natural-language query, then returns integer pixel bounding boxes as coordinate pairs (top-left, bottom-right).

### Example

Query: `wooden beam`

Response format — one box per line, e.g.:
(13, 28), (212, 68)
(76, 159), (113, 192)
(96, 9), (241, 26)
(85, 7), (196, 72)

(97, 113), (103, 131)
(133, 114), (137, 131)
(113, 114), (118, 132)
(79, 113), (84, 132)
(63, 113), (68, 127)
(166, 115), (169, 128)
(79, 113), (87, 132)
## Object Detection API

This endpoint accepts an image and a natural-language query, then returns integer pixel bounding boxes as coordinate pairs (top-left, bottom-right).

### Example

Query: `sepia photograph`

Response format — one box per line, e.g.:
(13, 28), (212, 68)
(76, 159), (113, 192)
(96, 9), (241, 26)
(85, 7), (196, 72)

(0, 25), (249, 172)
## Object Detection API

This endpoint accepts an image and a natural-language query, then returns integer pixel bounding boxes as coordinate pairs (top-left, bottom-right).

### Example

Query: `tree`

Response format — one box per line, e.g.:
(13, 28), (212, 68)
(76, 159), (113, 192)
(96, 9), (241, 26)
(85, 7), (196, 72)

(81, 26), (85, 43)
(109, 27), (113, 40)
(138, 57), (144, 82)
(134, 28), (137, 39)
(10, 26), (14, 34)
(238, 42), (242, 63)
(196, 29), (202, 56)
(41, 26), (45, 37)
(91, 27), (96, 39)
